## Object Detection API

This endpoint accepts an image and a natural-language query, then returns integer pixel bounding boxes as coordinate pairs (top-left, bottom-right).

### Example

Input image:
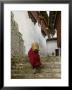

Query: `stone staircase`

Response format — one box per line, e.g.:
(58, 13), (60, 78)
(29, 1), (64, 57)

(11, 56), (61, 79)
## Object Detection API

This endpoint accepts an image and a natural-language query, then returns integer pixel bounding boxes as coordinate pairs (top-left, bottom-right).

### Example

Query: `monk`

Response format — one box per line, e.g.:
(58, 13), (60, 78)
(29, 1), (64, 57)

(28, 42), (42, 73)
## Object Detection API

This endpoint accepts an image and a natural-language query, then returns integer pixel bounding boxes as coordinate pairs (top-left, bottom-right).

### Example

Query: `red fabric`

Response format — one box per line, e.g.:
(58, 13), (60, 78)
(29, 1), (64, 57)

(28, 48), (41, 68)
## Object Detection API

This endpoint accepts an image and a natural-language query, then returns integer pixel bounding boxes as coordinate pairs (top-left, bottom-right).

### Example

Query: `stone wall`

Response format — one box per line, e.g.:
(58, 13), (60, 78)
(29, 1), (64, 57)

(11, 12), (25, 59)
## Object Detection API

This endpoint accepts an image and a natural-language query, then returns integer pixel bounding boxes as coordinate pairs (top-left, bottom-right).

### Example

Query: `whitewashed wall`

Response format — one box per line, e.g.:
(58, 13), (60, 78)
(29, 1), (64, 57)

(46, 40), (57, 55)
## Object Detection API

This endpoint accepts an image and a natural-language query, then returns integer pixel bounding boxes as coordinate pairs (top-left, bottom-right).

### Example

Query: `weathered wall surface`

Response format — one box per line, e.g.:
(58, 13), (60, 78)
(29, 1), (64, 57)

(11, 12), (25, 59)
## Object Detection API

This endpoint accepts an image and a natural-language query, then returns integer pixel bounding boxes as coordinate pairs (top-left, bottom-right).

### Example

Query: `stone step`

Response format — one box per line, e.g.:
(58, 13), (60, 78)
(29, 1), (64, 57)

(11, 67), (60, 71)
(34, 73), (61, 79)
(11, 65), (61, 70)
(41, 56), (61, 61)
(11, 61), (60, 66)
(43, 61), (60, 64)
(41, 68), (61, 72)
(11, 72), (61, 79)
(11, 56), (61, 79)
(11, 68), (61, 75)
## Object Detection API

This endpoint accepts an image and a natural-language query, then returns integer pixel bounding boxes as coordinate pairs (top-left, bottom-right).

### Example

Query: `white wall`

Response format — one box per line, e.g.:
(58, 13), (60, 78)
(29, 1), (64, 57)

(13, 11), (47, 55)
(46, 40), (57, 55)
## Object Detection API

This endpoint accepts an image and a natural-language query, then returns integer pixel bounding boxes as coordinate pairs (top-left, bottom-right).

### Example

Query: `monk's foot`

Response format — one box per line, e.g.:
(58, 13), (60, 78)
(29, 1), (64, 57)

(33, 68), (37, 74)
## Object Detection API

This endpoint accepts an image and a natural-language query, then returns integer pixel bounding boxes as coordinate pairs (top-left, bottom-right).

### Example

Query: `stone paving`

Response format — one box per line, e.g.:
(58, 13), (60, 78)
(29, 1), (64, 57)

(11, 56), (61, 79)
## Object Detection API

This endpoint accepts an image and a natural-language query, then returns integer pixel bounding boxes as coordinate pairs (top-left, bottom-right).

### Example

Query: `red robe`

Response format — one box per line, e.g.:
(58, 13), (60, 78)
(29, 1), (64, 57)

(28, 48), (41, 68)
